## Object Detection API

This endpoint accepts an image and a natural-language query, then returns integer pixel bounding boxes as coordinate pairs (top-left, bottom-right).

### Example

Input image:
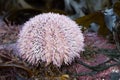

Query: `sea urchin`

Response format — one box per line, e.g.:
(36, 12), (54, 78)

(17, 13), (84, 67)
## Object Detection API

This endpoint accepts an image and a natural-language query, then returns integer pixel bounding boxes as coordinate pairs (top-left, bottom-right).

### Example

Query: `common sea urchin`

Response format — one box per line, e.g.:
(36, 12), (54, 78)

(17, 13), (84, 67)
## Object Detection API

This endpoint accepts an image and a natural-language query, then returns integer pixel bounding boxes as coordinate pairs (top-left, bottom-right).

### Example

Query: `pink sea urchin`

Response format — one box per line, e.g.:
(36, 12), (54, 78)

(17, 13), (84, 67)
